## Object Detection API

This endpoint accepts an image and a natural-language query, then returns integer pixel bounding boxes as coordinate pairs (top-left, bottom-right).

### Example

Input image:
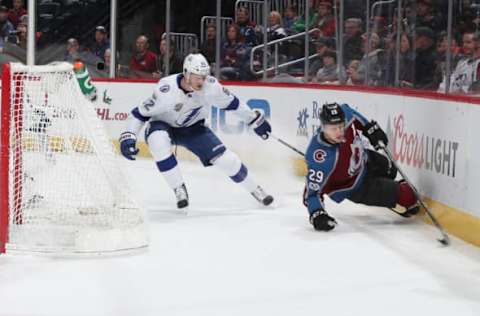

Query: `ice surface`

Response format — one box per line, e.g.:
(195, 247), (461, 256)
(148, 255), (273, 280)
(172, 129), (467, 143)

(1, 158), (479, 316)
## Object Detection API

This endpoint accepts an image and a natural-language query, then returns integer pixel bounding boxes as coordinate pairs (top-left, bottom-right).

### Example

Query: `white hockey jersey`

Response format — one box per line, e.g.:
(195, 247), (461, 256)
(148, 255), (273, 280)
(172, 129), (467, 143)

(438, 57), (480, 93)
(132, 74), (256, 129)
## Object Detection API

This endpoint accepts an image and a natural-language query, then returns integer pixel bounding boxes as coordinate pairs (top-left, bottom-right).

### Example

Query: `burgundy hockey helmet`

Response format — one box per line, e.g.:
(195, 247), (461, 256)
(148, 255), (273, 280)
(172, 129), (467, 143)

(320, 102), (345, 125)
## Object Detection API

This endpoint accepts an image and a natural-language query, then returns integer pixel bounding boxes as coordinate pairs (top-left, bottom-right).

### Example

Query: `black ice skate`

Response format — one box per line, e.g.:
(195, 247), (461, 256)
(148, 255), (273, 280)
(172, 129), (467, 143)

(174, 184), (189, 209)
(405, 203), (420, 216)
(251, 186), (274, 206)
(389, 203), (420, 218)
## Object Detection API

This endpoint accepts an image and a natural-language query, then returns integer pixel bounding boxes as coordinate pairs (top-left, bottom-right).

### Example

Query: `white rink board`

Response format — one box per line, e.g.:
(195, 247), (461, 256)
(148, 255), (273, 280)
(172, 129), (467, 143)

(93, 81), (478, 218)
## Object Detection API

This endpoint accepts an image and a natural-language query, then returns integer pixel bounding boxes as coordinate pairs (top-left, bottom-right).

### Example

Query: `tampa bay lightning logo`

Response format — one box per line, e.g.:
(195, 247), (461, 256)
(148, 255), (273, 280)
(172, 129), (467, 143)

(159, 84), (170, 93)
(175, 107), (202, 126)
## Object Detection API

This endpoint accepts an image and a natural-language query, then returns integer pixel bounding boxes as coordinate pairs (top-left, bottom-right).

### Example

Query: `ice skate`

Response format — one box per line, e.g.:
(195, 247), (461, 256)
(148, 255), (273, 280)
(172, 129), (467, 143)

(174, 183), (189, 209)
(389, 202), (420, 218)
(251, 186), (274, 206)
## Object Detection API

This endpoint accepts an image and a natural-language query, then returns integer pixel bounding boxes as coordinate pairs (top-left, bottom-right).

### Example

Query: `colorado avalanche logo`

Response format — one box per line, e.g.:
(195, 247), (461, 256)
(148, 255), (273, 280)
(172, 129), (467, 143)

(348, 137), (365, 176)
(313, 149), (327, 163)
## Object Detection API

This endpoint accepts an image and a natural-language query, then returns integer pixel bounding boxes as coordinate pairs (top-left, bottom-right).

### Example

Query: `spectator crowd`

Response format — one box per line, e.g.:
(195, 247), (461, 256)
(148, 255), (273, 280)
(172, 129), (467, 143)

(2, 0), (480, 94)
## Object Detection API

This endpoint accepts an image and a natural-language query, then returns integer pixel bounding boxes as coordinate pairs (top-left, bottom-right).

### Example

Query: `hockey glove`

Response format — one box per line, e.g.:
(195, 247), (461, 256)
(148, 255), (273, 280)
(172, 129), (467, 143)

(310, 209), (337, 231)
(248, 110), (271, 140)
(363, 121), (388, 150)
(119, 132), (139, 160)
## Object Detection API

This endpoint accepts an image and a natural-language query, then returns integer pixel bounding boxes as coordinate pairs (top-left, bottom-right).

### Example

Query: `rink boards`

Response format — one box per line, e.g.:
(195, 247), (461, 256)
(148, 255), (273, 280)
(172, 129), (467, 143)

(68, 80), (480, 246)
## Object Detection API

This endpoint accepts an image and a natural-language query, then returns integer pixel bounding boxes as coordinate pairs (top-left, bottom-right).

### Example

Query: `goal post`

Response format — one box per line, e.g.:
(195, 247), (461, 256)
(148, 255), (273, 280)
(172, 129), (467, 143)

(0, 63), (11, 253)
(0, 62), (148, 254)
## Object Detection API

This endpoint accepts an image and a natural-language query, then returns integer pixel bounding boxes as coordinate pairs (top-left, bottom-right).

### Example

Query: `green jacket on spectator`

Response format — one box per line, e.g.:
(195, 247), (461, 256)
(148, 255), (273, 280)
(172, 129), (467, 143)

(293, 11), (318, 33)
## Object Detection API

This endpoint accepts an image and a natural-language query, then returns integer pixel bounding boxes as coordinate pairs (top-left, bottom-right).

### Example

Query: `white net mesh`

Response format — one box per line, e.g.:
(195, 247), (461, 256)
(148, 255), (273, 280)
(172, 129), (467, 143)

(4, 63), (147, 253)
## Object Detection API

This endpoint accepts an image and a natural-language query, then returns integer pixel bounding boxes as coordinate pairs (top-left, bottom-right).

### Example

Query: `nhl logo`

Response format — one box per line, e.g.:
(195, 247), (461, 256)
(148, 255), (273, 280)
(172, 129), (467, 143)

(174, 103), (183, 112)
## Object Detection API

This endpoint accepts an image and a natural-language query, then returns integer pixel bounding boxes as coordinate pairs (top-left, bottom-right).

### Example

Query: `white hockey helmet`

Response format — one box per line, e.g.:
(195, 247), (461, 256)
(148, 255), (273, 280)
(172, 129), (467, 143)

(183, 53), (210, 78)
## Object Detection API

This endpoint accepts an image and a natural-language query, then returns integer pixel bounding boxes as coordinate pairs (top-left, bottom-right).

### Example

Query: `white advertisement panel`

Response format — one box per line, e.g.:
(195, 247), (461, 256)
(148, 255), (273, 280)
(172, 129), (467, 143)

(92, 80), (477, 218)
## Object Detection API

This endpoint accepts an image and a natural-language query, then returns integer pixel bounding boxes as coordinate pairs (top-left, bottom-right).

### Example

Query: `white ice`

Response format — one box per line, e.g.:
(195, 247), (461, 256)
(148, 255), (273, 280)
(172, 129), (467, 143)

(1, 158), (479, 316)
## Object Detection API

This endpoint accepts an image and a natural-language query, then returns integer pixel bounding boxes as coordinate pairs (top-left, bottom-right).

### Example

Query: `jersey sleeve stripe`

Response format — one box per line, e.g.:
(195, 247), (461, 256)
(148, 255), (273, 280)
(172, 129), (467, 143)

(131, 107), (150, 122)
(224, 96), (240, 111)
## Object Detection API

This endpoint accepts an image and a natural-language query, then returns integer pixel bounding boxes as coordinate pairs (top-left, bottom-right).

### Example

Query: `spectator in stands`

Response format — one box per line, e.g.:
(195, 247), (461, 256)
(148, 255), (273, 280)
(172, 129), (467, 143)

(96, 49), (126, 78)
(0, 11), (27, 64)
(313, 1), (336, 38)
(309, 37), (334, 78)
(0, 5), (14, 49)
(236, 6), (258, 47)
(200, 23), (216, 64)
(312, 49), (344, 84)
(438, 31), (480, 94)
(8, 0), (26, 28)
(94, 48), (111, 77)
(355, 32), (385, 86)
(283, 4), (298, 35)
(104, 48), (111, 70)
(343, 18), (363, 67)
(129, 35), (157, 79)
(293, 0), (318, 33)
(415, 0), (445, 34)
(0, 13), (25, 53)
(370, 14), (389, 40)
(88, 26), (110, 61)
(345, 59), (361, 85)
(433, 31), (462, 88)
(220, 23), (250, 80)
(13, 17), (27, 50)
(383, 33), (415, 88)
(413, 26), (437, 90)
(267, 11), (287, 42)
(154, 37), (183, 78)
(64, 38), (81, 63)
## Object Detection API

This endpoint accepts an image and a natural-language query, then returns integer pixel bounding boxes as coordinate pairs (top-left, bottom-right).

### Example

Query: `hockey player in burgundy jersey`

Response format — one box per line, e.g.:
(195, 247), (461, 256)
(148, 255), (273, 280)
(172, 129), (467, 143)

(304, 103), (419, 231)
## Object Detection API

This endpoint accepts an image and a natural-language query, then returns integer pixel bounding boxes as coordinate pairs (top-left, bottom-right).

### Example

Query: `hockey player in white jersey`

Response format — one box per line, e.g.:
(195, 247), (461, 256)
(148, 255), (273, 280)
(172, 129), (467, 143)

(119, 53), (273, 209)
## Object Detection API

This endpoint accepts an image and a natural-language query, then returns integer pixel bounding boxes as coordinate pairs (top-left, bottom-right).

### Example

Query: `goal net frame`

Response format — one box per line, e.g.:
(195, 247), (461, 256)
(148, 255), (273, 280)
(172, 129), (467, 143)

(0, 62), (147, 254)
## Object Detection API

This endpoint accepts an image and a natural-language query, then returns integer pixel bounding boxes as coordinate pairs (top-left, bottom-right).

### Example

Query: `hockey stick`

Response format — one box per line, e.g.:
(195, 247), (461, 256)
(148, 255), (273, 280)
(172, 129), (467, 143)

(380, 142), (450, 246)
(268, 133), (305, 157)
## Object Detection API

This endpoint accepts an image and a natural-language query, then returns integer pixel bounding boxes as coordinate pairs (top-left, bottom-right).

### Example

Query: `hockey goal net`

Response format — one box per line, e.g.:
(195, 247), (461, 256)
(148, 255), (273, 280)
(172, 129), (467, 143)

(0, 62), (148, 254)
